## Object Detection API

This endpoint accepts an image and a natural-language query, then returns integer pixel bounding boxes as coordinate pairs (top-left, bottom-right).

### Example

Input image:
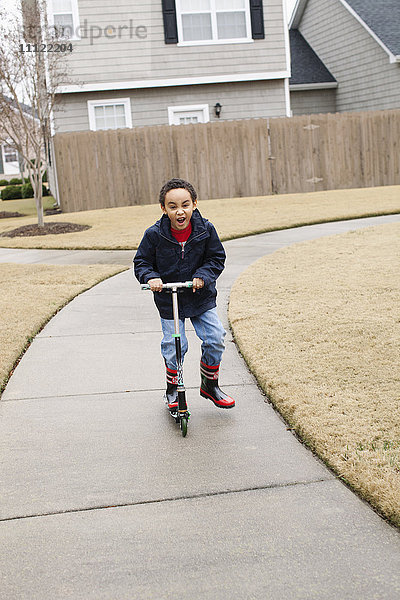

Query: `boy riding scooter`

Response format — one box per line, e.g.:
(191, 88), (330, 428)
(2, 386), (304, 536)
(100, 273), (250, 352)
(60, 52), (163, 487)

(134, 178), (235, 411)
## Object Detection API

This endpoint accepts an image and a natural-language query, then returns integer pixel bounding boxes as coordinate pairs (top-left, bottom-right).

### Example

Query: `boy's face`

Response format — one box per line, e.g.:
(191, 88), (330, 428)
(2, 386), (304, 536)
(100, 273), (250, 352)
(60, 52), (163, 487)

(162, 188), (197, 230)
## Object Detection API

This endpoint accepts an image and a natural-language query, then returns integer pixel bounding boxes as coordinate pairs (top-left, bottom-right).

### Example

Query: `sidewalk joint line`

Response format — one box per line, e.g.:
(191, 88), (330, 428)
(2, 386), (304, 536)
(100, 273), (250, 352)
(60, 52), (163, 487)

(36, 331), (143, 340)
(1, 383), (253, 403)
(0, 478), (333, 523)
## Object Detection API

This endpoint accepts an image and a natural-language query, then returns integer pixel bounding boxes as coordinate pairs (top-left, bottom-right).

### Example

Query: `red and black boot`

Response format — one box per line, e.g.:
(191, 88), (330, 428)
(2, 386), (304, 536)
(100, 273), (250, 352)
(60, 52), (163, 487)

(200, 361), (235, 409)
(164, 366), (178, 411)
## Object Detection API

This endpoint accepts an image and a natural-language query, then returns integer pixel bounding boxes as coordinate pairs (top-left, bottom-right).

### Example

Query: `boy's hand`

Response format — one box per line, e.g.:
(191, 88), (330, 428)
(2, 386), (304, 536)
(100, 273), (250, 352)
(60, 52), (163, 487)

(148, 278), (163, 292)
(192, 278), (204, 292)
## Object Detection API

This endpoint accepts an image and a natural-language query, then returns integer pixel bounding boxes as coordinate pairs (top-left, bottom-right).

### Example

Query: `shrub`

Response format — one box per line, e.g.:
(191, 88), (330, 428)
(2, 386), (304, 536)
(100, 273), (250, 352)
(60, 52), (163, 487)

(21, 183), (33, 198)
(21, 182), (48, 198)
(0, 179), (9, 186)
(1, 185), (22, 200)
(9, 177), (22, 185)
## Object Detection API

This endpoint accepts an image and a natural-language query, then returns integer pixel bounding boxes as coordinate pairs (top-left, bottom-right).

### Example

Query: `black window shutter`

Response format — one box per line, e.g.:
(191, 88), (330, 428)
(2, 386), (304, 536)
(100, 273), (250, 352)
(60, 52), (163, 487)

(250, 0), (265, 39)
(162, 0), (178, 44)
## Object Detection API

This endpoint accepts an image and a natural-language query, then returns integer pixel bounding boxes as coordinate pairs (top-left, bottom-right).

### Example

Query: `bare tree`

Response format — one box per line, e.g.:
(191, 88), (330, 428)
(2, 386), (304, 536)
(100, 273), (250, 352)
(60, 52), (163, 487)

(0, 0), (71, 227)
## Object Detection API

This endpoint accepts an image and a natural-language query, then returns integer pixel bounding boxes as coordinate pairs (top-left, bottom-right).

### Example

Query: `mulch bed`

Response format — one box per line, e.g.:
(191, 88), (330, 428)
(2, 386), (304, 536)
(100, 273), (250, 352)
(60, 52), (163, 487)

(0, 211), (25, 219)
(1, 222), (91, 237)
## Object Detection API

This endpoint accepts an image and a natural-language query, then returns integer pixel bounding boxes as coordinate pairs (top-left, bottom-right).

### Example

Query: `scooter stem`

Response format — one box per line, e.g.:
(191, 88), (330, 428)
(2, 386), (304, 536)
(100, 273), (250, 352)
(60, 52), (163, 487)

(171, 287), (180, 336)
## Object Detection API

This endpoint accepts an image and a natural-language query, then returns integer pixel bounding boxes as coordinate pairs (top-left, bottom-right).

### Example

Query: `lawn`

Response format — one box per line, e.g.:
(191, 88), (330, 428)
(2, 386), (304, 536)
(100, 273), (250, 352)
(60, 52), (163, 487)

(0, 195), (55, 217)
(229, 221), (400, 527)
(0, 186), (399, 249)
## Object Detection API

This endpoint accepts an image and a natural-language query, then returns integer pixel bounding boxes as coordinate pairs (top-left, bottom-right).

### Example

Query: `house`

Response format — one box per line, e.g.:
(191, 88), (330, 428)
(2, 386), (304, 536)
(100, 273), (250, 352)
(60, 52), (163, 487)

(0, 99), (36, 180)
(49, 0), (291, 133)
(289, 0), (400, 115)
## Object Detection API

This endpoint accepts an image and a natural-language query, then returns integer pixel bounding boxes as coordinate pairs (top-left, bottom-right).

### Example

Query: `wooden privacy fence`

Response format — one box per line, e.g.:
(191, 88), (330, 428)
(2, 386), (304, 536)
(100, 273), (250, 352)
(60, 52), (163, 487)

(53, 109), (400, 212)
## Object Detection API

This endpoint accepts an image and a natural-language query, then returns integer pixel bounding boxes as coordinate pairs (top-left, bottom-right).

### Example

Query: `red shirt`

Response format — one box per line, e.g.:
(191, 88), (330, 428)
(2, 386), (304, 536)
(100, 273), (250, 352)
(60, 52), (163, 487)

(171, 222), (192, 244)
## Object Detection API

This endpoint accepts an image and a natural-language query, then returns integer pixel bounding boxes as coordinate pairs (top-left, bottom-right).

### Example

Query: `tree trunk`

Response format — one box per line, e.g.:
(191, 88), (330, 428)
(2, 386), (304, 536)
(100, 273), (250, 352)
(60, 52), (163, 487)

(35, 188), (44, 227)
(18, 155), (25, 186)
(32, 168), (44, 228)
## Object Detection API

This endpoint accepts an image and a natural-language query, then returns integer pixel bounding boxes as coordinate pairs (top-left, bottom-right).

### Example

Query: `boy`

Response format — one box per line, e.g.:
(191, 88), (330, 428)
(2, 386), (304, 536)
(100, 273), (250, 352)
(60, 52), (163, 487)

(134, 178), (235, 411)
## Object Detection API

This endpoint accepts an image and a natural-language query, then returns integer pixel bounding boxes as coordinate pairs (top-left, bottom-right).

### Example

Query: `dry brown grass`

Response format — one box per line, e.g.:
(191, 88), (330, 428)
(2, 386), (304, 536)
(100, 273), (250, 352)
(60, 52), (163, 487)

(229, 222), (400, 526)
(0, 264), (126, 394)
(0, 186), (399, 249)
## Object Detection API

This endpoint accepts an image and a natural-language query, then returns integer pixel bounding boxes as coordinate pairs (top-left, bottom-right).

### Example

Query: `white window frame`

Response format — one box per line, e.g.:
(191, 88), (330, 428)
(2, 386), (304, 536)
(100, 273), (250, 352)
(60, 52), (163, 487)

(176, 0), (253, 46)
(87, 98), (133, 131)
(168, 104), (210, 125)
(47, 0), (81, 41)
(1, 143), (20, 175)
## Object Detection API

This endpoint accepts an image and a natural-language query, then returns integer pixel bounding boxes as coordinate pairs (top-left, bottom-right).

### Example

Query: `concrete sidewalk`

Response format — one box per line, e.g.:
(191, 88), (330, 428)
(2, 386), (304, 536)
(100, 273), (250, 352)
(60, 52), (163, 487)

(1, 214), (400, 599)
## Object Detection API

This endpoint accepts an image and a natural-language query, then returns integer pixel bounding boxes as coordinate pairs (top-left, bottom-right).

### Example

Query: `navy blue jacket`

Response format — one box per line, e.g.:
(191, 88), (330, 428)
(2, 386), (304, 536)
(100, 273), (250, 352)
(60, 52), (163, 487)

(134, 209), (225, 319)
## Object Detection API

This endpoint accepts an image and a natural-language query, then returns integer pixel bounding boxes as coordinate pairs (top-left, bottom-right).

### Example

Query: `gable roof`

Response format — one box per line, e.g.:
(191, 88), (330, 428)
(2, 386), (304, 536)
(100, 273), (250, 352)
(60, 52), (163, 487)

(289, 29), (337, 86)
(344, 0), (400, 56)
(290, 0), (400, 60)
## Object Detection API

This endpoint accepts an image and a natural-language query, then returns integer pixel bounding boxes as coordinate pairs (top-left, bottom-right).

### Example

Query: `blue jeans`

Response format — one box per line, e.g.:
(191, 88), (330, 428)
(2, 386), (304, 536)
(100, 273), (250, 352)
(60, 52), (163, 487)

(161, 308), (226, 370)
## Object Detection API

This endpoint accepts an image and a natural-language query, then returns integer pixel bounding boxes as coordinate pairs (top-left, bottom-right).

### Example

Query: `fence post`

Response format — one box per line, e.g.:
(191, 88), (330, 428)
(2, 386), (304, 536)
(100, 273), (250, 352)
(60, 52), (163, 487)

(266, 118), (277, 194)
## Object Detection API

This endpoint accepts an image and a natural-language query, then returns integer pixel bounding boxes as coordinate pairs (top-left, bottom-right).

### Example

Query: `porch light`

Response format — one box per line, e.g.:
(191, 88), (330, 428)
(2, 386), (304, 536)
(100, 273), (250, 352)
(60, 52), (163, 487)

(214, 103), (222, 118)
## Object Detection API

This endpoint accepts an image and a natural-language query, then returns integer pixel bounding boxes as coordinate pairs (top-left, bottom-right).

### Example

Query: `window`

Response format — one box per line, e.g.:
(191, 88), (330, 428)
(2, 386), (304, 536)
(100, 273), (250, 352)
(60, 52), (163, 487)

(4, 145), (18, 163)
(49, 0), (80, 40)
(168, 105), (210, 125)
(87, 99), (132, 131)
(176, 0), (252, 44)
(1, 144), (20, 175)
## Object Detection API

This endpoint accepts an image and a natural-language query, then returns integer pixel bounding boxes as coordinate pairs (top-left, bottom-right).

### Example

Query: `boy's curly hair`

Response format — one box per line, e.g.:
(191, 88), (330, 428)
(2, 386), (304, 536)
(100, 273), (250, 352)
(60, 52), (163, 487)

(159, 178), (197, 207)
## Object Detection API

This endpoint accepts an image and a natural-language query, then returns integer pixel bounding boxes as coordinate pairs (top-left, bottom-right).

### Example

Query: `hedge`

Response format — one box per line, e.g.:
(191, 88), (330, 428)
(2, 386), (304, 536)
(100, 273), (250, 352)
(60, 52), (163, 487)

(1, 183), (49, 200)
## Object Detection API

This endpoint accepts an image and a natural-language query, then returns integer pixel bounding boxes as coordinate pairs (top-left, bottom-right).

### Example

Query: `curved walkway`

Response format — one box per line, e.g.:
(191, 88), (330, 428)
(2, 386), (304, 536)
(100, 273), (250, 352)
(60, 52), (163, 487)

(1, 214), (400, 599)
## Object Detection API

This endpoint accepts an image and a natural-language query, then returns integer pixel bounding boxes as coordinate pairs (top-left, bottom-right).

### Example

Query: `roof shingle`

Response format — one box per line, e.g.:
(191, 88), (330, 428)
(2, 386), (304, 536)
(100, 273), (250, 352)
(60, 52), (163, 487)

(345, 0), (400, 56)
(289, 29), (337, 85)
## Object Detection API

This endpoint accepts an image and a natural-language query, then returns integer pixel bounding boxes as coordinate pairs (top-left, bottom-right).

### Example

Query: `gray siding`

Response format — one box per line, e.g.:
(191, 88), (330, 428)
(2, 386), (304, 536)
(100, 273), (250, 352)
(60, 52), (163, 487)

(298, 0), (400, 112)
(54, 80), (287, 132)
(290, 88), (336, 115)
(62, 0), (288, 86)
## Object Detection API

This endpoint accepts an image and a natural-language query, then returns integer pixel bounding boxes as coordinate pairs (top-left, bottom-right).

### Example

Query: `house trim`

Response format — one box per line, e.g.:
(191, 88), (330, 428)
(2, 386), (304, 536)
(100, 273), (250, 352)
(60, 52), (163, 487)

(284, 78), (291, 116)
(289, 0), (307, 28)
(290, 82), (338, 91)
(290, 0), (398, 63)
(177, 39), (254, 47)
(59, 71), (290, 94)
(282, 0), (291, 73)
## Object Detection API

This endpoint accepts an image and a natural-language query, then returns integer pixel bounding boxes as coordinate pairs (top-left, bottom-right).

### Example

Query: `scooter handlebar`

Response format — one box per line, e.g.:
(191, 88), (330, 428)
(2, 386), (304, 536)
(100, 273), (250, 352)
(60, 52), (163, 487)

(141, 281), (193, 291)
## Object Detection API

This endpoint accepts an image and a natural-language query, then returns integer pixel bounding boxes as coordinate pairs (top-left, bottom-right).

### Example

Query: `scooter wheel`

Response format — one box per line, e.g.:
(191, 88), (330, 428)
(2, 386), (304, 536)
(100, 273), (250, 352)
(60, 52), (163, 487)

(180, 417), (188, 437)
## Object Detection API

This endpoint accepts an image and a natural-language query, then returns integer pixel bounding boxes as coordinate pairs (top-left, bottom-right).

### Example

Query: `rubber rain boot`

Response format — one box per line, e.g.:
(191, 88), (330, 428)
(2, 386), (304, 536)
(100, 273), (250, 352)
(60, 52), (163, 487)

(200, 361), (235, 409)
(165, 366), (178, 410)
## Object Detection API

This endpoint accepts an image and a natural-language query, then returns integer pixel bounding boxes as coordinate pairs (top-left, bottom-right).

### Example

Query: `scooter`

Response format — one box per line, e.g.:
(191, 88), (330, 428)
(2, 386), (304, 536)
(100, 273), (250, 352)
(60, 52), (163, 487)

(141, 281), (193, 437)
